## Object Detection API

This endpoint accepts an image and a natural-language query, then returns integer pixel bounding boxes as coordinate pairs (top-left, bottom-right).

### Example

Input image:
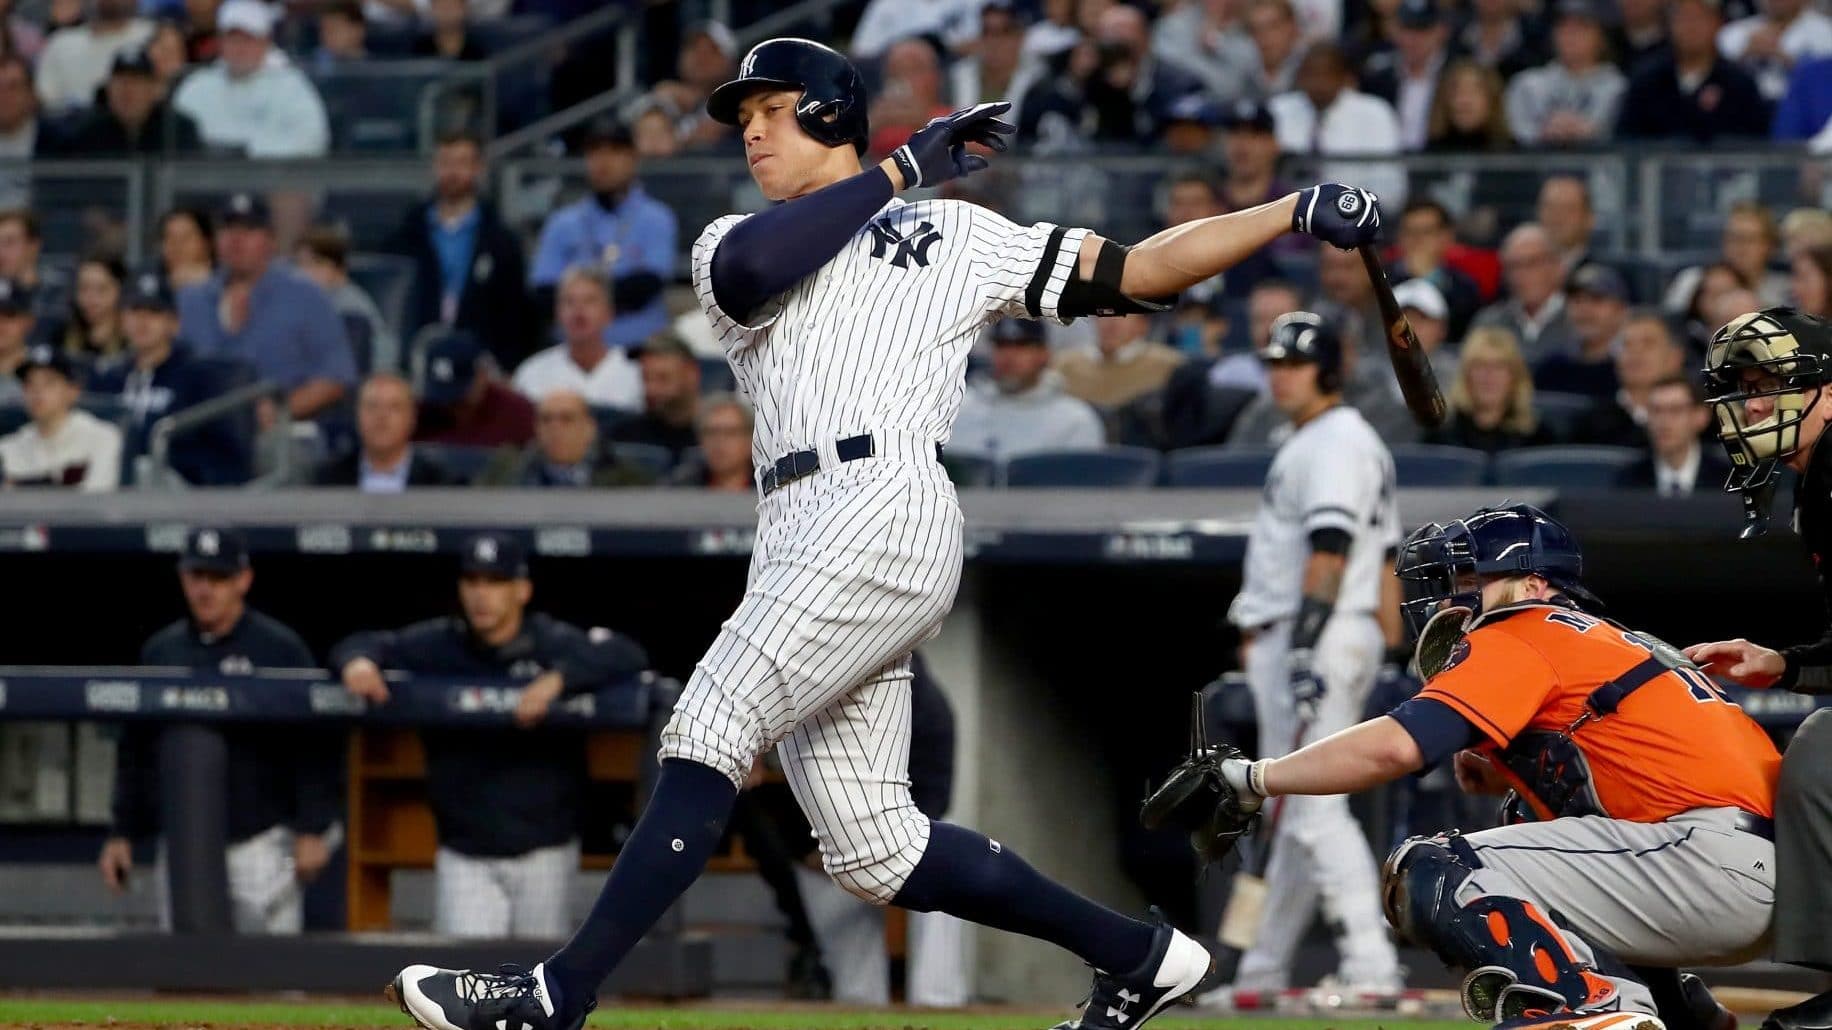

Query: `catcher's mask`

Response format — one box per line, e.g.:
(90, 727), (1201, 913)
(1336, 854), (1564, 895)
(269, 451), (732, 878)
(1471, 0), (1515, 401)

(1705, 307), (1832, 494)
(1396, 503), (1599, 643)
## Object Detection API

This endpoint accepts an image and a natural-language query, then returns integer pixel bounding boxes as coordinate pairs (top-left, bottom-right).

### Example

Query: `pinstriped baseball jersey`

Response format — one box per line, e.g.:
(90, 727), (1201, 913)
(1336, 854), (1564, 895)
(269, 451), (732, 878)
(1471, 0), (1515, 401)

(691, 199), (1089, 465)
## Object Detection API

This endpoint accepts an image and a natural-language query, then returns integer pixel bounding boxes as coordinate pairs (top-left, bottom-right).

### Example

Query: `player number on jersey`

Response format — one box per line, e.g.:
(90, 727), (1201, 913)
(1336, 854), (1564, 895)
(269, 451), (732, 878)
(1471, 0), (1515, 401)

(1545, 611), (1731, 705)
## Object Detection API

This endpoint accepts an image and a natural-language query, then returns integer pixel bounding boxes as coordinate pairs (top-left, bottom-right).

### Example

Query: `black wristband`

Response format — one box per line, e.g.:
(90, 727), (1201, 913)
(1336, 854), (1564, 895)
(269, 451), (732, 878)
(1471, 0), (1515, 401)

(890, 145), (920, 189)
(1291, 595), (1333, 653)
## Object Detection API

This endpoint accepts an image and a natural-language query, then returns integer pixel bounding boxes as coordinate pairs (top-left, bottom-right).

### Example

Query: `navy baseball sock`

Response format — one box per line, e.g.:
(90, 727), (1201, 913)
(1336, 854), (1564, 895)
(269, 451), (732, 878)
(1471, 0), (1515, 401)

(893, 821), (1157, 976)
(543, 758), (737, 1011)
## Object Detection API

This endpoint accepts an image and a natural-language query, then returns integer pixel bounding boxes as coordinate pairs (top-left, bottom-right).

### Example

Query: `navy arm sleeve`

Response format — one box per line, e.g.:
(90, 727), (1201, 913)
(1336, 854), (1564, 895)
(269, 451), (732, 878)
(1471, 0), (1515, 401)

(1387, 697), (1483, 769)
(709, 166), (896, 323)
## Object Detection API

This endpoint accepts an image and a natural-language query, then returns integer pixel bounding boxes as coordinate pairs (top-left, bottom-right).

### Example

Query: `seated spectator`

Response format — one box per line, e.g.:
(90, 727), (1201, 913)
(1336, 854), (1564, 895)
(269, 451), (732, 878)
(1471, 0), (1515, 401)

(1773, 55), (1832, 139)
(954, 318), (1105, 458)
(628, 100), (680, 159)
(1534, 263), (1631, 397)
(56, 255), (126, 363)
(0, 57), (40, 211)
(1215, 278), (1304, 392)
(1793, 242), (1832, 317)
(182, 0), (222, 64)
(1018, 4), (1205, 146)
(1718, 0), (1832, 100)
(1675, 261), (1752, 351)
(158, 207), (215, 290)
(147, 20), (190, 89)
(385, 131), (531, 371)
(478, 388), (653, 488)
(46, 48), (202, 155)
(1665, 202), (1792, 318)
(1459, 0), (1543, 80)
(35, 0), (153, 115)
(868, 38), (952, 156)
(607, 334), (700, 460)
(0, 0), (43, 63)
(1393, 198), (1482, 336)
(1054, 312), (1185, 411)
(412, 0), (485, 61)
(1155, 0), (1259, 104)
(1618, 0), (1771, 141)
(1360, 0), (1455, 151)
(1618, 374), (1732, 494)
(311, 0), (369, 73)
(313, 372), (458, 489)
(640, 21), (737, 153)
(1425, 325), (1555, 451)
(512, 267), (641, 409)
(1393, 277), (1461, 386)
(1244, 0), (1306, 97)
(955, 2), (1036, 108)
(1473, 224), (1577, 363)
(530, 119), (675, 349)
(1506, 0), (1626, 145)
(1707, 286), (1764, 335)
(177, 193), (356, 421)
(1313, 242), (1387, 359)
(0, 277), (30, 406)
(1426, 58), (1515, 151)
(173, 0), (330, 158)
(1537, 175), (1601, 282)
(0, 346), (121, 490)
(850, 0), (984, 59)
(669, 392), (754, 491)
(0, 209), (70, 325)
(413, 329), (534, 449)
(293, 225), (399, 374)
(1613, 0), (1671, 73)
(1783, 207), (1832, 255)
(92, 272), (251, 485)
(1269, 43), (1407, 206)
(1573, 309), (1688, 445)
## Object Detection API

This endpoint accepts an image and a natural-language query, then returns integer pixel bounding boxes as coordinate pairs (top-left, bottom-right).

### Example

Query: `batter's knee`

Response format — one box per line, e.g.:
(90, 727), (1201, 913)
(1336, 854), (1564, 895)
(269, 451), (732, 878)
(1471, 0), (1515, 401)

(657, 668), (765, 788)
(822, 816), (933, 905)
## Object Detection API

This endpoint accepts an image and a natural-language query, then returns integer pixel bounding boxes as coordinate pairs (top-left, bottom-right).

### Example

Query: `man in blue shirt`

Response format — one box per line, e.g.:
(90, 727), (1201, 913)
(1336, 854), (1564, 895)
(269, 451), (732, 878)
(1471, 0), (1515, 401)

(176, 192), (357, 420)
(529, 118), (677, 349)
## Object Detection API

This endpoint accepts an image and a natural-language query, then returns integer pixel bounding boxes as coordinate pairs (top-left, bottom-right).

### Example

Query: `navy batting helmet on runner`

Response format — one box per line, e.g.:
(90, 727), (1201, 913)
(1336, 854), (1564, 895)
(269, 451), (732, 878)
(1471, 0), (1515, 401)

(706, 37), (869, 154)
(1261, 311), (1344, 394)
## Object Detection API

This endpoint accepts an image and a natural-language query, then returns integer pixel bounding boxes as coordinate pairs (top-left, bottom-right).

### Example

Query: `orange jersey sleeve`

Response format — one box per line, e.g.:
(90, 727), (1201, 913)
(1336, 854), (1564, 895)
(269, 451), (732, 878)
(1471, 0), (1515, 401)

(1415, 624), (1559, 748)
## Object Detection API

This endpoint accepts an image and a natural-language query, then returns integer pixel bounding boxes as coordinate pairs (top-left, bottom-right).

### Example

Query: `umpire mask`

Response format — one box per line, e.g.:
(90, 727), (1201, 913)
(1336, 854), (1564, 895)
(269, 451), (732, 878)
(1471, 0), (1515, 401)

(1705, 308), (1832, 492)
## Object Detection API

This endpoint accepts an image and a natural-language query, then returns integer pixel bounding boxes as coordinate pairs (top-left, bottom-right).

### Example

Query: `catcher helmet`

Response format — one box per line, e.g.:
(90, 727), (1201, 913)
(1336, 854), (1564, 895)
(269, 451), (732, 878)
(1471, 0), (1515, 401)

(706, 38), (869, 154)
(1260, 311), (1343, 393)
(1395, 503), (1597, 641)
(1703, 306), (1832, 494)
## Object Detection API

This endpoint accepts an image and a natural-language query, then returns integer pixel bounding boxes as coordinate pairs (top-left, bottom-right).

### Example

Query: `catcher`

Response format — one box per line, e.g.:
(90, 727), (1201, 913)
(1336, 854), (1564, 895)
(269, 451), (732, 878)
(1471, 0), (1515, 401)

(1148, 503), (1779, 1030)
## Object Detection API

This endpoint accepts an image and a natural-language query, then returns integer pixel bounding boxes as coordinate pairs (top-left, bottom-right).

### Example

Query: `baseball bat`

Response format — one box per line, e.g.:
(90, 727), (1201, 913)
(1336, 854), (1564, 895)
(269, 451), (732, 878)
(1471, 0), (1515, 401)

(1358, 245), (1447, 429)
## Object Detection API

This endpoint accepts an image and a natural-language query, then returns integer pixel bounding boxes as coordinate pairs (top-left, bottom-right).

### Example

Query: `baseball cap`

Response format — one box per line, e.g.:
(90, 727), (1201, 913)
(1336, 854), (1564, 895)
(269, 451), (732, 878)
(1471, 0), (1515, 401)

(1166, 93), (1222, 127)
(17, 344), (79, 383)
(0, 276), (34, 316)
(1393, 278), (1449, 321)
(218, 0), (275, 38)
(179, 526), (250, 575)
(218, 191), (271, 229)
(419, 329), (483, 405)
(1396, 0), (1445, 29)
(630, 331), (695, 361)
(110, 48), (155, 78)
(123, 271), (175, 311)
(580, 117), (634, 151)
(988, 317), (1047, 346)
(1219, 98), (1276, 133)
(1554, 0), (1607, 22)
(1569, 263), (1629, 303)
(459, 531), (529, 580)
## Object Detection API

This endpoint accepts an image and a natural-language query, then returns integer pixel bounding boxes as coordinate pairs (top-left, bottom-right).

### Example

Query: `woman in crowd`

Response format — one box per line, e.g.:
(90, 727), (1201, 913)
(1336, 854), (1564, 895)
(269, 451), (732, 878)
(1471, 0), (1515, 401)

(158, 208), (214, 289)
(1793, 242), (1832, 319)
(60, 255), (126, 363)
(1426, 326), (1555, 452)
(1665, 202), (1790, 319)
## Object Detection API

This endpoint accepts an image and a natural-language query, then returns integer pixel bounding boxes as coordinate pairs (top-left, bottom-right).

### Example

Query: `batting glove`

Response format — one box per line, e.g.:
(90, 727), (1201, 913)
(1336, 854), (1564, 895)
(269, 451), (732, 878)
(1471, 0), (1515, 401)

(1292, 183), (1383, 250)
(890, 102), (1016, 189)
(1289, 648), (1326, 722)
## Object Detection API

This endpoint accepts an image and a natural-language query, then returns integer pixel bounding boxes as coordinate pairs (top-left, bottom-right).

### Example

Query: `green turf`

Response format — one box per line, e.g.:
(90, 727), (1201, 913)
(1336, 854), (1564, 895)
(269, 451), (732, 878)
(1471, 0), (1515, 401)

(0, 997), (1468, 1029)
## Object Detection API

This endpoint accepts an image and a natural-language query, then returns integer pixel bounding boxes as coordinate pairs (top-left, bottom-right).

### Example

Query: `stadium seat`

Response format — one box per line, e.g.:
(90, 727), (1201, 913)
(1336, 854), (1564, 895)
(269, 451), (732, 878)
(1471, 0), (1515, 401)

(615, 442), (676, 480)
(1162, 446), (1276, 488)
(1533, 391), (1597, 442)
(417, 443), (495, 484)
(942, 451), (996, 488)
(346, 254), (416, 342)
(1004, 446), (1162, 488)
(1492, 445), (1642, 487)
(1391, 444), (1488, 487)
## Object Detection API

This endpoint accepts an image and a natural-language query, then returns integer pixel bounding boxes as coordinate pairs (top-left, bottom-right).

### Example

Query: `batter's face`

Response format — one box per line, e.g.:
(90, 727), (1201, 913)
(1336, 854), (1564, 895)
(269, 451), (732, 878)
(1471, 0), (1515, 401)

(736, 90), (852, 202)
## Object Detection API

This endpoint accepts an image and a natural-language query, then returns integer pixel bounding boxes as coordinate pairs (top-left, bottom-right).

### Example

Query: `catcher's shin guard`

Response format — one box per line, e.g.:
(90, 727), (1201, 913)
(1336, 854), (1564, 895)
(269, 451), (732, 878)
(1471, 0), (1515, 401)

(1382, 834), (1618, 1021)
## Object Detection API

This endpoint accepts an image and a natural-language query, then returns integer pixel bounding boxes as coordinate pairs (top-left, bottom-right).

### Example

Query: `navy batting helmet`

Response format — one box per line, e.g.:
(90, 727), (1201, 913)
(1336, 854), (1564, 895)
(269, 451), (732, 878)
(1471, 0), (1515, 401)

(1261, 311), (1343, 393)
(707, 38), (868, 154)
(1395, 503), (1598, 640)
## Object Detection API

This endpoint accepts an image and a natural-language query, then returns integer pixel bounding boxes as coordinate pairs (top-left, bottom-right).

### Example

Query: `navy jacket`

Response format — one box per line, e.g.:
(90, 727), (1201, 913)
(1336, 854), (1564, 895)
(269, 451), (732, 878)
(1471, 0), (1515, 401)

(383, 199), (535, 370)
(91, 344), (255, 485)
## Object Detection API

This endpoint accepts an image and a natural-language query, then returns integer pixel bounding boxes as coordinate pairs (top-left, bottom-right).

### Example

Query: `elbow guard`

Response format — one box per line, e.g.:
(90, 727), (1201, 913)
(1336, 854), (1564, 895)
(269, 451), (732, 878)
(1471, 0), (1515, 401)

(1057, 240), (1174, 318)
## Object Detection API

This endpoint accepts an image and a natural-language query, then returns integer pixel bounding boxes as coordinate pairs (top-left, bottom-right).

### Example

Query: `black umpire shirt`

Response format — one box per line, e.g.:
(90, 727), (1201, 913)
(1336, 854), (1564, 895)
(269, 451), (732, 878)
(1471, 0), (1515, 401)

(328, 613), (648, 858)
(110, 609), (343, 844)
(1779, 440), (1832, 692)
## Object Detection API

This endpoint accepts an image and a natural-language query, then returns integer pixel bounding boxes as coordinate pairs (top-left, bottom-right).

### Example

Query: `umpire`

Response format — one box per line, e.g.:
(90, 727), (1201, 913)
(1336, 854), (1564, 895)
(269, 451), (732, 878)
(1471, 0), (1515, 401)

(1688, 307), (1832, 1030)
(331, 532), (648, 938)
(99, 527), (343, 933)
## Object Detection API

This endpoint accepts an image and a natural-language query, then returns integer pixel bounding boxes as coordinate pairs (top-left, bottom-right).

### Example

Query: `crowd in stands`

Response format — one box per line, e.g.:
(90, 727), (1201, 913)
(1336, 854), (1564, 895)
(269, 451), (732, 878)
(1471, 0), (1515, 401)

(0, 0), (1825, 494)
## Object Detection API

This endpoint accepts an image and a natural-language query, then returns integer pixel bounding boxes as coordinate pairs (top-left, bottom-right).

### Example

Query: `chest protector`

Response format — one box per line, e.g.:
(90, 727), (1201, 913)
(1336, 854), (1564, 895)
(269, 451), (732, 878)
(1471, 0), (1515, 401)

(1495, 650), (1672, 820)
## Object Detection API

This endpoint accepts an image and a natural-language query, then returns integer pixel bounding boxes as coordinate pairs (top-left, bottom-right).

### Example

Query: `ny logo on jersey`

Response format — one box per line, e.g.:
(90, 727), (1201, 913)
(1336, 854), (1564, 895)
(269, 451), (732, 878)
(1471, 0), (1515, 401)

(867, 218), (943, 269)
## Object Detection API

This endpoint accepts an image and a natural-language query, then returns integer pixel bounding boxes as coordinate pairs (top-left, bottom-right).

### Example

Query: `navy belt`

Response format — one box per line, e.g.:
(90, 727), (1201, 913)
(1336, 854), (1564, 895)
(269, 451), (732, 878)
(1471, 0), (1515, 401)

(759, 433), (943, 496)
(1734, 810), (1774, 841)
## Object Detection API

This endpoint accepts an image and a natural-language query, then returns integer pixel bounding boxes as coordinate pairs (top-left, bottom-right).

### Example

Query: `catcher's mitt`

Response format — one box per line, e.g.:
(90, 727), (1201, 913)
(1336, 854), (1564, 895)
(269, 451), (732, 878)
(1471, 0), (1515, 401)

(1140, 694), (1262, 864)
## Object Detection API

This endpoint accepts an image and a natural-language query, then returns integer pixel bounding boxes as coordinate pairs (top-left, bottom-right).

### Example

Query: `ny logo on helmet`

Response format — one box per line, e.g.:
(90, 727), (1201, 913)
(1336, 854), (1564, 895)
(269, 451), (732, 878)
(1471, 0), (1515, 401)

(867, 219), (942, 270)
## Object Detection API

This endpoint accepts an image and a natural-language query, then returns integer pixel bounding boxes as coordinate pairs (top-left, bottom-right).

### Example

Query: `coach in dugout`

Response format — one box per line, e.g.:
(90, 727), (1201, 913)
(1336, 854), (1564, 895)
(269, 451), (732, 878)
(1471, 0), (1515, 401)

(331, 532), (648, 938)
(99, 527), (343, 934)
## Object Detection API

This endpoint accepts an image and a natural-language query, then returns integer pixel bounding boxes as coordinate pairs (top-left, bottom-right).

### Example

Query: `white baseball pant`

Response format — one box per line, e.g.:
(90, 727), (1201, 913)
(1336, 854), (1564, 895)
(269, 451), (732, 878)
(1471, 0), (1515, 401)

(433, 840), (580, 938)
(661, 442), (964, 904)
(1237, 612), (1401, 989)
(155, 823), (305, 934)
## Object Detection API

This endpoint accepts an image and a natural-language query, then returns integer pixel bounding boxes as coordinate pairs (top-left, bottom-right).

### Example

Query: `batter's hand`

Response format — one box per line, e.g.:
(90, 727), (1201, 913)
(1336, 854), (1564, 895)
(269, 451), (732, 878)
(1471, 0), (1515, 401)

(98, 836), (133, 892)
(340, 657), (390, 704)
(1453, 749), (1509, 796)
(1292, 183), (1383, 250)
(1684, 639), (1785, 688)
(514, 671), (565, 728)
(890, 102), (1015, 189)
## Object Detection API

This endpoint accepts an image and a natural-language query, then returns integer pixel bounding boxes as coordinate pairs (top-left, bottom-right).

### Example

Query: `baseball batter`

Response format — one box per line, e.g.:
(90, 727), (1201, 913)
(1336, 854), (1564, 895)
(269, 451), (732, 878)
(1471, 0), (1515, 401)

(388, 37), (1386, 1030)
(1225, 313), (1403, 991)
(1149, 503), (1779, 1030)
